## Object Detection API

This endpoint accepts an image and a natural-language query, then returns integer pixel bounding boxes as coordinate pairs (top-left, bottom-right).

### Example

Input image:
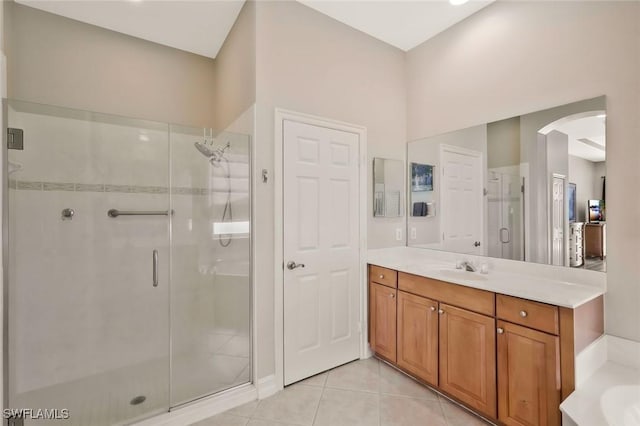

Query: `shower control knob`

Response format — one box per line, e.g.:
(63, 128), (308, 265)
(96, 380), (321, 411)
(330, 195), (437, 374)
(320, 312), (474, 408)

(61, 208), (75, 220)
(287, 261), (305, 270)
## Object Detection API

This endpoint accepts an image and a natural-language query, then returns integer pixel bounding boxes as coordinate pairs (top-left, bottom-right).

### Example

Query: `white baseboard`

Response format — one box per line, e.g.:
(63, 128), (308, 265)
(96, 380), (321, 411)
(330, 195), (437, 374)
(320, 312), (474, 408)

(257, 374), (278, 399)
(362, 344), (373, 359)
(132, 383), (257, 426)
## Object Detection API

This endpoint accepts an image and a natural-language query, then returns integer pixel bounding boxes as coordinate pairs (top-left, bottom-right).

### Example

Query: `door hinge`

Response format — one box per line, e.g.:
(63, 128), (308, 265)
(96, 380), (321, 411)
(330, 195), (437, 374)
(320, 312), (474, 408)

(7, 128), (24, 150)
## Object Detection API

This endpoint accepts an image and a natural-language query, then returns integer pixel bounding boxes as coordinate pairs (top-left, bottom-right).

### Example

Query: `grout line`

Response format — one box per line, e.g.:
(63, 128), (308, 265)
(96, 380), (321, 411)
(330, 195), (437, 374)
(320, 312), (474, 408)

(310, 385), (324, 426)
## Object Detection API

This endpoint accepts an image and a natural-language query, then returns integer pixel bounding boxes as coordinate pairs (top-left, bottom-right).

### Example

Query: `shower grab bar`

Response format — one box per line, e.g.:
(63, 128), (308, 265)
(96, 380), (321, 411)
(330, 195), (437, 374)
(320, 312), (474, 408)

(152, 249), (159, 287)
(107, 209), (173, 218)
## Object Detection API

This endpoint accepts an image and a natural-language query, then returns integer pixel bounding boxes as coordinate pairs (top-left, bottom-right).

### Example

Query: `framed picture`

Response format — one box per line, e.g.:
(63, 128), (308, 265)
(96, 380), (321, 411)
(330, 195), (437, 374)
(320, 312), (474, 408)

(568, 183), (576, 222)
(411, 163), (433, 192)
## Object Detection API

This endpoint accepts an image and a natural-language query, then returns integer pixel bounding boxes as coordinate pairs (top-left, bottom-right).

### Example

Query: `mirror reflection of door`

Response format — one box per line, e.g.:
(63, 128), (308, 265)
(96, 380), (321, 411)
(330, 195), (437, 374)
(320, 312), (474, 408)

(440, 145), (483, 255)
(551, 174), (566, 266)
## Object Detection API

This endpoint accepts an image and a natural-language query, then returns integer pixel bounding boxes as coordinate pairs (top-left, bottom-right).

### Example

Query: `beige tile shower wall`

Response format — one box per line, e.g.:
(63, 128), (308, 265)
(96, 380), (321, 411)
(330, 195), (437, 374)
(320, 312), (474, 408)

(406, 1), (640, 341)
(253, 0), (406, 379)
(5, 2), (215, 128)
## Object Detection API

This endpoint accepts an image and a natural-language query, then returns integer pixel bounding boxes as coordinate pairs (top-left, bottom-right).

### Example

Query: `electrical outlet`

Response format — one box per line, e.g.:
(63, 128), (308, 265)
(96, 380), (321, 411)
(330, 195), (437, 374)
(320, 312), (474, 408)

(411, 227), (417, 240)
(395, 228), (402, 241)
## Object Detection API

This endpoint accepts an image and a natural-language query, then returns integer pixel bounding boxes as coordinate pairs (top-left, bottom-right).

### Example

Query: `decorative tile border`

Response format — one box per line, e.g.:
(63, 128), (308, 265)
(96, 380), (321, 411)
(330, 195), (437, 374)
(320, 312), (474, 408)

(8, 180), (235, 195)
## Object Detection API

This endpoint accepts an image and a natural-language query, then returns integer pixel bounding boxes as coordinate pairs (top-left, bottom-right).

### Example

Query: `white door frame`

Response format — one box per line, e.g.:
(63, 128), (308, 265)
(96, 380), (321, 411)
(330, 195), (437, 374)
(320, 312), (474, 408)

(274, 108), (367, 391)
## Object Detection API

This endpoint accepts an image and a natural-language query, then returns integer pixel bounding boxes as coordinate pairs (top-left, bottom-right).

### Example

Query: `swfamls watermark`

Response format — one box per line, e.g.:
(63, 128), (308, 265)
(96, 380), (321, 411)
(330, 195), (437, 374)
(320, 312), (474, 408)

(3, 408), (70, 420)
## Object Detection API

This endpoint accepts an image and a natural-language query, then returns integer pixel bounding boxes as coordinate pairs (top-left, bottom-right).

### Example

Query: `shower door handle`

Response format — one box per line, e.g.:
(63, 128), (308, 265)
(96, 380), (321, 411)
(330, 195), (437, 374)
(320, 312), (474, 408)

(152, 249), (159, 287)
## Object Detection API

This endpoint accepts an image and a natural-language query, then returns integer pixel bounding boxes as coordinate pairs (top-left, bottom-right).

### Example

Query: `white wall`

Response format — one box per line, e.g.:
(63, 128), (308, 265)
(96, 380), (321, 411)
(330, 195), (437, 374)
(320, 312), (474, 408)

(406, 1), (640, 342)
(213, 1), (256, 131)
(252, 0), (406, 378)
(5, 2), (216, 128)
(487, 117), (520, 170)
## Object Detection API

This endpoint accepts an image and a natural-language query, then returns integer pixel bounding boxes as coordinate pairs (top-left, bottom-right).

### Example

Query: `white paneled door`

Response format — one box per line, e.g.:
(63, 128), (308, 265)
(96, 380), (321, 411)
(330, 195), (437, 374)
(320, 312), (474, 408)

(551, 175), (566, 266)
(440, 145), (484, 255)
(283, 120), (361, 386)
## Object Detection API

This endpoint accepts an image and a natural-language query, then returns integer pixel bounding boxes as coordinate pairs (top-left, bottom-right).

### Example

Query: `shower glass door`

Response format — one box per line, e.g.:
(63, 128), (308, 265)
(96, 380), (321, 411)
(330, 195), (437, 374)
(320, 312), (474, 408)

(169, 125), (251, 406)
(6, 100), (171, 425)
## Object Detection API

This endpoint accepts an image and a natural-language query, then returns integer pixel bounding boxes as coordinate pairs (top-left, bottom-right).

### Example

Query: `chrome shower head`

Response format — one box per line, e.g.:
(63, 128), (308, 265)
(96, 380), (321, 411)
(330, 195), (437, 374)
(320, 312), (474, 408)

(194, 141), (216, 158)
(194, 141), (231, 165)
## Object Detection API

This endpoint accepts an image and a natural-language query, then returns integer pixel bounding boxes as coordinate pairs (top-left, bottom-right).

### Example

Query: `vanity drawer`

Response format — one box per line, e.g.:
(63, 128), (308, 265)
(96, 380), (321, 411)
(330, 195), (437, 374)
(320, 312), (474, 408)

(497, 295), (559, 335)
(398, 272), (494, 316)
(369, 265), (398, 288)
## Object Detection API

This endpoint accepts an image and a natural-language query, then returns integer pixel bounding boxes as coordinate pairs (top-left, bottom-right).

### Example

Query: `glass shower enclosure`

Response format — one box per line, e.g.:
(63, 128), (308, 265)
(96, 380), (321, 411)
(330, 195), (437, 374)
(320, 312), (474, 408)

(3, 100), (252, 425)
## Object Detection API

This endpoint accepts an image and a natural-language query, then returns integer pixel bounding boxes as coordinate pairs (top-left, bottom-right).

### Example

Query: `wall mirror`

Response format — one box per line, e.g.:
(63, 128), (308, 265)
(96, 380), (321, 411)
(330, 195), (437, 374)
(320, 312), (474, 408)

(407, 96), (607, 272)
(373, 157), (404, 217)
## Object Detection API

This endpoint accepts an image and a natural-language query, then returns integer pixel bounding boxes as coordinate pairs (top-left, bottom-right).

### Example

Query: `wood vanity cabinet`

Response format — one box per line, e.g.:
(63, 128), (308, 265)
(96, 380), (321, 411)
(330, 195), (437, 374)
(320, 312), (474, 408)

(497, 320), (560, 426)
(440, 303), (497, 418)
(368, 264), (604, 426)
(397, 291), (438, 386)
(369, 268), (398, 363)
(496, 295), (562, 425)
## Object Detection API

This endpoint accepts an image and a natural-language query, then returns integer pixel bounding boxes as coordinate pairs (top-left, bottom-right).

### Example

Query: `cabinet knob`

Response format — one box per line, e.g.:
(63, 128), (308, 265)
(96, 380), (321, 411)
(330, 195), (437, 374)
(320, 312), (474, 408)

(497, 327), (504, 334)
(389, 293), (395, 299)
(379, 274), (384, 279)
(430, 306), (436, 311)
(519, 310), (528, 318)
(438, 309), (444, 315)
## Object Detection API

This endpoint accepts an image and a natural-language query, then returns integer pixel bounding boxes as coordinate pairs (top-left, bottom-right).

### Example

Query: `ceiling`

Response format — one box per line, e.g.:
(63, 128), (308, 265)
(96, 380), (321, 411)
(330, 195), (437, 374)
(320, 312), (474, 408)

(299, 0), (494, 51)
(15, 0), (246, 59)
(552, 115), (606, 163)
(16, 0), (493, 59)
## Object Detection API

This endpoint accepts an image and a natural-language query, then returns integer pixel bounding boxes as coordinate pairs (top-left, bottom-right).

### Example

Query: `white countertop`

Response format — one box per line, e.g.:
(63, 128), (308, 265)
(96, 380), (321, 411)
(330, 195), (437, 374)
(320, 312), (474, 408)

(560, 361), (640, 426)
(368, 247), (605, 308)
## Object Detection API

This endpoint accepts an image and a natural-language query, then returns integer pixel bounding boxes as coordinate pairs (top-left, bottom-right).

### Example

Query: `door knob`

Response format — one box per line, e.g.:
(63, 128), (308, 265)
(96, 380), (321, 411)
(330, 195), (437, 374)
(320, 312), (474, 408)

(497, 327), (504, 334)
(287, 261), (305, 270)
(438, 309), (444, 315)
(430, 306), (436, 311)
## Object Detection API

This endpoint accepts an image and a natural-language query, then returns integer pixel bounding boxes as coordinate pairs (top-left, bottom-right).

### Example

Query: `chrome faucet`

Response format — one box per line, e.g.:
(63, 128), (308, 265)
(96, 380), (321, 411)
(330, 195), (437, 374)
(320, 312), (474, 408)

(458, 261), (477, 272)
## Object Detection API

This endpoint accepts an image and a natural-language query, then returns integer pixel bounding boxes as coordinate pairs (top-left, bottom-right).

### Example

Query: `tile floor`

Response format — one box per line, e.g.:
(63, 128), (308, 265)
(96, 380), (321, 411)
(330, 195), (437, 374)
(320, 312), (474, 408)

(191, 358), (492, 426)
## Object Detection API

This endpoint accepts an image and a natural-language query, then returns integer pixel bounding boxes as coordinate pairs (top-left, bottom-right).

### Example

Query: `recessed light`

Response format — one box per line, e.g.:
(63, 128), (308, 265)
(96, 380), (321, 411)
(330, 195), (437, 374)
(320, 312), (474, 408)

(450, 0), (469, 5)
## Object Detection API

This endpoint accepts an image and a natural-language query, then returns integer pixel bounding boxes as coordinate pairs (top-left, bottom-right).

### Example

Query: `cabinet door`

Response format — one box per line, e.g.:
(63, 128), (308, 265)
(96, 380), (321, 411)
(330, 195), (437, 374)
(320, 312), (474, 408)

(397, 291), (438, 386)
(369, 282), (397, 362)
(439, 303), (496, 417)
(497, 320), (561, 426)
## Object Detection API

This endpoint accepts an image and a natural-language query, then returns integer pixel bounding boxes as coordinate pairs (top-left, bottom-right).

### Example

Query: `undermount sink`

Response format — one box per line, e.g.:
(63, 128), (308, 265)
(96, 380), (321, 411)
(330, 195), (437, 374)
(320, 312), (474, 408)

(438, 269), (488, 282)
